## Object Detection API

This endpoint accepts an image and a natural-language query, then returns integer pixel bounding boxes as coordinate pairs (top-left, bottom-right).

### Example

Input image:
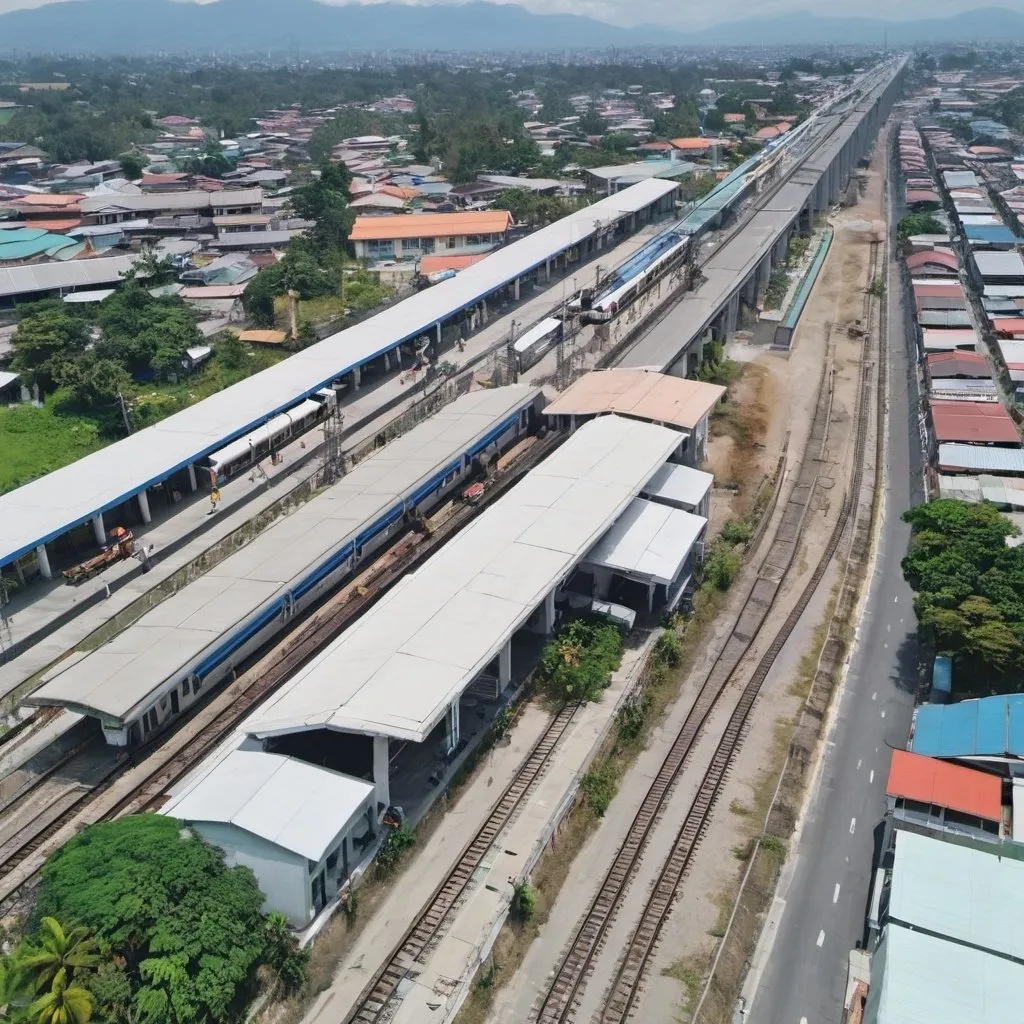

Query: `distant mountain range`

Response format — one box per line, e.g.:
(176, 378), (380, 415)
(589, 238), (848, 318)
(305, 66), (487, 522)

(1, 0), (1023, 54)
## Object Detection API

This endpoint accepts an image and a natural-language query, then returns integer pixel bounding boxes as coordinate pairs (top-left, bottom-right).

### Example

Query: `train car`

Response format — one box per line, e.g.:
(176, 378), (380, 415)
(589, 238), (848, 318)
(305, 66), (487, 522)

(581, 234), (690, 324)
(512, 317), (564, 373)
(205, 389), (337, 482)
(25, 386), (545, 748)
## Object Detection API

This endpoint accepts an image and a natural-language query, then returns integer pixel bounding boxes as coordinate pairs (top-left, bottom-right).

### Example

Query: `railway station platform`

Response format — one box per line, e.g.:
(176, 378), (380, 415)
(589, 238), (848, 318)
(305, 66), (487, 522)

(0, 222), (667, 707)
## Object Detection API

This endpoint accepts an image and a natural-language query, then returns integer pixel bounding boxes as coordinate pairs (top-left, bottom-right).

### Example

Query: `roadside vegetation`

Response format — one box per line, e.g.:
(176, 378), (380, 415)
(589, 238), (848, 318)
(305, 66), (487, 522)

(536, 619), (625, 703)
(0, 815), (308, 1024)
(902, 499), (1024, 694)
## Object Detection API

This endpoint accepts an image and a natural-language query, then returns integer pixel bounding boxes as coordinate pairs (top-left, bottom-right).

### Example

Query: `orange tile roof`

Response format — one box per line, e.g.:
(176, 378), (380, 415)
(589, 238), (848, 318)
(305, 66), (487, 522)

(991, 318), (1024, 336)
(16, 193), (83, 208)
(349, 210), (511, 242)
(886, 749), (1001, 822)
(419, 253), (490, 275)
(25, 218), (82, 232)
(723, 113), (746, 123)
(670, 137), (712, 151)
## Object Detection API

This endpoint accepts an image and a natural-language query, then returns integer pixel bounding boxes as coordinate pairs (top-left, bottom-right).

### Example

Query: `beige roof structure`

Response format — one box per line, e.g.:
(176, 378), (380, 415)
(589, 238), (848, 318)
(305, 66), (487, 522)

(543, 369), (725, 431)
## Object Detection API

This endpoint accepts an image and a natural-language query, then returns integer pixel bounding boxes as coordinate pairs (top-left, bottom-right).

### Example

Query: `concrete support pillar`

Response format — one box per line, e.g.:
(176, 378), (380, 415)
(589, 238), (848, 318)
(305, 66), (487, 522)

(542, 590), (557, 634)
(445, 699), (461, 753)
(435, 322), (442, 347)
(137, 489), (151, 525)
(513, 277), (520, 301)
(352, 366), (361, 391)
(757, 255), (772, 293)
(36, 543), (52, 580)
(480, 301), (488, 325)
(726, 293), (740, 336)
(499, 639), (512, 690)
(545, 259), (551, 283)
(394, 345), (402, 368)
(92, 513), (105, 547)
(372, 735), (390, 814)
(384, 351), (390, 372)
(647, 581), (656, 614)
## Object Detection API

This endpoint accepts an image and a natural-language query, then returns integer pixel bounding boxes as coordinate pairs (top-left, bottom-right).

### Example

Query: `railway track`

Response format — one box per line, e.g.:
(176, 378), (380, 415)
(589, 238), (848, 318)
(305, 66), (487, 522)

(342, 701), (581, 1024)
(0, 431), (563, 914)
(531, 241), (886, 1023)
(591, 242), (885, 1024)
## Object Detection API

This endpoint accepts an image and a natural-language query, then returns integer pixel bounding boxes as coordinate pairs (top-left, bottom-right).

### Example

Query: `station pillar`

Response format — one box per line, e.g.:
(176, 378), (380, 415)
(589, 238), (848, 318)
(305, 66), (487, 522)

(545, 259), (551, 283)
(435, 322), (442, 348)
(384, 351), (391, 372)
(445, 699), (461, 754)
(92, 513), (106, 547)
(372, 735), (390, 815)
(542, 590), (557, 634)
(513, 277), (520, 301)
(36, 543), (52, 580)
(499, 640), (512, 690)
(351, 366), (361, 391)
(187, 464), (197, 492)
(137, 489), (151, 525)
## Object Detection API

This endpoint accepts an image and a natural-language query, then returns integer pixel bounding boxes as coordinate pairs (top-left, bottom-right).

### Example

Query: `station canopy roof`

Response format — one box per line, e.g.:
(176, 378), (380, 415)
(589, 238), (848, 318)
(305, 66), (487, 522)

(0, 179), (676, 568)
(245, 415), (680, 744)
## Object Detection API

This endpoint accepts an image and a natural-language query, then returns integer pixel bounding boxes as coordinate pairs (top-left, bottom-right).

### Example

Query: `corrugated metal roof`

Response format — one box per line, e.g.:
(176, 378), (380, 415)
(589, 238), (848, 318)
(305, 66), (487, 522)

(886, 749), (1001, 821)
(0, 180), (676, 567)
(943, 170), (980, 188)
(0, 253), (140, 299)
(640, 462), (713, 511)
(246, 415), (680, 744)
(543, 369), (724, 431)
(350, 210), (512, 241)
(921, 328), (979, 351)
(927, 351), (991, 378)
(906, 250), (959, 273)
(929, 399), (1020, 444)
(919, 310), (973, 327)
(889, 831), (1024, 956)
(911, 694), (1024, 758)
(938, 442), (1024, 473)
(582, 497), (706, 586)
(974, 250), (1024, 279)
(161, 749), (373, 862)
(865, 923), (1024, 1023)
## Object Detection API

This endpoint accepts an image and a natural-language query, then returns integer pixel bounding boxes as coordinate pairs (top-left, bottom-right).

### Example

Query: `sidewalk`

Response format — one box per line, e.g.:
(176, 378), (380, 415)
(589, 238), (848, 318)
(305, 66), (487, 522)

(301, 635), (657, 1024)
(0, 223), (664, 706)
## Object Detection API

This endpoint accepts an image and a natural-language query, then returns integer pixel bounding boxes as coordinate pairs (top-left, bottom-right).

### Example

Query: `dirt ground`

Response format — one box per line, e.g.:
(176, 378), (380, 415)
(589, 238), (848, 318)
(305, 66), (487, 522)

(632, 142), (890, 1023)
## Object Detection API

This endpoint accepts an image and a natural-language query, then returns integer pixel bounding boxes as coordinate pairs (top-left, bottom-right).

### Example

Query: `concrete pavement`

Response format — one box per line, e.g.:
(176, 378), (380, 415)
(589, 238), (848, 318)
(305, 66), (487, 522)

(747, 162), (924, 1024)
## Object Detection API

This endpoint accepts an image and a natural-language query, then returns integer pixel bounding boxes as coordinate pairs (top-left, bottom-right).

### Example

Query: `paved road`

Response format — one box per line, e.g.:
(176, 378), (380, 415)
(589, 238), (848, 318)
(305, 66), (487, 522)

(747, 171), (925, 1024)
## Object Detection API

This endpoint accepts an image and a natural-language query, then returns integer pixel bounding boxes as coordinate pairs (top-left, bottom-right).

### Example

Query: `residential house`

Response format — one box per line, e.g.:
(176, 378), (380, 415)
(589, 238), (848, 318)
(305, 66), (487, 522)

(349, 210), (512, 261)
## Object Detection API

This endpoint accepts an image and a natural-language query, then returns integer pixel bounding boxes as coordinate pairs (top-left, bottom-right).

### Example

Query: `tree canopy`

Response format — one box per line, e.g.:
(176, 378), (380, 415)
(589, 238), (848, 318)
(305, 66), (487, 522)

(32, 814), (306, 1024)
(897, 212), (944, 240)
(902, 500), (1024, 692)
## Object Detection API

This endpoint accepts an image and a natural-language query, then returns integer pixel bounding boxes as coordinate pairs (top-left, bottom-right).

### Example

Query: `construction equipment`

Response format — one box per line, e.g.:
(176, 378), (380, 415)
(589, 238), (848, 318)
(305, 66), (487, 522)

(62, 527), (135, 585)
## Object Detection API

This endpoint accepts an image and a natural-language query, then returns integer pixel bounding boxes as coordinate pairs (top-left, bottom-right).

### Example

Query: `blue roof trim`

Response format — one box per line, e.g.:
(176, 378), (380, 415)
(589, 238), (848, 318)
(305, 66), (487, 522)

(911, 694), (1024, 758)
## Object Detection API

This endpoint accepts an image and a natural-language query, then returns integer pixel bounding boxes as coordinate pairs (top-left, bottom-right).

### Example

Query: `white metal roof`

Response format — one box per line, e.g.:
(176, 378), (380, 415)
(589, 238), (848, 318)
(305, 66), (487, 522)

(0, 180), (674, 568)
(582, 497), (706, 585)
(641, 462), (713, 510)
(161, 749), (373, 862)
(938, 443), (1024, 474)
(246, 415), (680, 744)
(513, 317), (562, 355)
(25, 386), (540, 723)
(943, 170), (980, 188)
(79, 187), (263, 214)
(866, 924), (1023, 1024)
(0, 254), (141, 300)
(889, 830), (1024, 959)
(974, 250), (1024, 280)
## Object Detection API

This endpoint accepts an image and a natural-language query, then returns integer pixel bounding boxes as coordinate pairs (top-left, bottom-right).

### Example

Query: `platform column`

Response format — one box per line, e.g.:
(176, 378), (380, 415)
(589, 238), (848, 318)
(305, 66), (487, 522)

(137, 489), (151, 524)
(36, 543), (52, 580)
(187, 464), (197, 492)
(351, 366), (361, 391)
(545, 259), (551, 283)
(92, 513), (105, 546)
(445, 699), (461, 754)
(513, 277), (520, 301)
(542, 590), (557, 634)
(384, 351), (391, 372)
(647, 581), (656, 614)
(372, 735), (390, 815)
(499, 640), (512, 690)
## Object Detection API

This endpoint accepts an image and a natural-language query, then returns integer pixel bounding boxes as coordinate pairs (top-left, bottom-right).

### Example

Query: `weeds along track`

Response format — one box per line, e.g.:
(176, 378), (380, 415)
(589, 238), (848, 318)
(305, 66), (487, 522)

(0, 433), (563, 916)
(595, 242), (884, 1024)
(341, 701), (581, 1024)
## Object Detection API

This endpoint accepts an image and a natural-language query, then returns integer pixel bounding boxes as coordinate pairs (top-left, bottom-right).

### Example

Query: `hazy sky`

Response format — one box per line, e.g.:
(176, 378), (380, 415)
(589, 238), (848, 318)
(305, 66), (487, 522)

(0, 0), (1015, 28)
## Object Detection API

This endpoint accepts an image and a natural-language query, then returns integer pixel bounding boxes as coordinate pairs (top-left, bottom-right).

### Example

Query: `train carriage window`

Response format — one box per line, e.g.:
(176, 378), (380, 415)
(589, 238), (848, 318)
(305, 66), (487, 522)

(192, 676), (202, 695)
(520, 409), (529, 429)
(181, 681), (189, 698)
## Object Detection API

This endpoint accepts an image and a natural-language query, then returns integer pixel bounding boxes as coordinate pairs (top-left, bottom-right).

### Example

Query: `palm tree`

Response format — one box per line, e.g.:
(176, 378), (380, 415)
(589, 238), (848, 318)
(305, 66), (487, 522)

(14, 919), (100, 997)
(27, 972), (93, 1024)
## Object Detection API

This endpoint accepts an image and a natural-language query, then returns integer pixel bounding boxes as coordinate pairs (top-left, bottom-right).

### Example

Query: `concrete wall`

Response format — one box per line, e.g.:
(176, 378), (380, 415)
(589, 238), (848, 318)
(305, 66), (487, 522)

(193, 821), (311, 927)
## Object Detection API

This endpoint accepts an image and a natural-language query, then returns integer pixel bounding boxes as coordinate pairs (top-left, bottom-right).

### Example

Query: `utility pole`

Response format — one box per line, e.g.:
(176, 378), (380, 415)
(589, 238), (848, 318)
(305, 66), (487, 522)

(321, 401), (345, 486)
(507, 319), (520, 384)
(117, 391), (132, 434)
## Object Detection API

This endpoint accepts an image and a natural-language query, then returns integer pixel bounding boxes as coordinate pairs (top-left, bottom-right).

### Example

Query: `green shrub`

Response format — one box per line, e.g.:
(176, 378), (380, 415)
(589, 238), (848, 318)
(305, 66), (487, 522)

(720, 520), (753, 546)
(537, 620), (624, 702)
(375, 824), (415, 877)
(702, 543), (741, 591)
(617, 692), (652, 746)
(654, 630), (683, 668)
(581, 763), (616, 817)
(511, 882), (536, 923)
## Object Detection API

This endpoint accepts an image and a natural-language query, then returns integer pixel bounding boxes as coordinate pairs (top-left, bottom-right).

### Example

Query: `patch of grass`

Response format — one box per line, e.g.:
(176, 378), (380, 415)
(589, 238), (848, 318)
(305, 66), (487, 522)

(729, 799), (750, 816)
(0, 401), (105, 494)
(662, 953), (711, 1021)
